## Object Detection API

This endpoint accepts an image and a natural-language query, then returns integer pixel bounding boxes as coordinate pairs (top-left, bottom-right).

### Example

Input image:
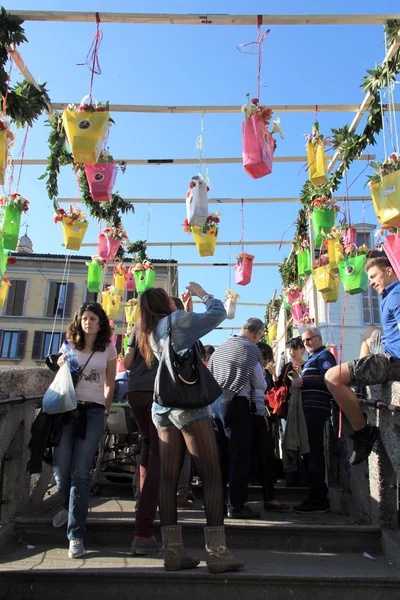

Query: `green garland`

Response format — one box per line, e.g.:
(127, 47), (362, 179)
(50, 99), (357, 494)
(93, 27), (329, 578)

(41, 111), (135, 253)
(0, 6), (50, 127)
(126, 240), (148, 263)
(279, 19), (400, 287)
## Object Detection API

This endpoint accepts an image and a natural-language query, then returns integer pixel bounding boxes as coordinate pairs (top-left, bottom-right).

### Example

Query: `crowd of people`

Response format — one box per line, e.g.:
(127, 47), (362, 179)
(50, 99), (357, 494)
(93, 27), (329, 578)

(38, 255), (400, 570)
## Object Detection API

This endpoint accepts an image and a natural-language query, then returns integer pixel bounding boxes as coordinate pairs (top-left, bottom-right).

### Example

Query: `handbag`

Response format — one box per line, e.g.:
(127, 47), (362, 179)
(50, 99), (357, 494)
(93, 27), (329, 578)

(154, 314), (222, 409)
(266, 363), (292, 417)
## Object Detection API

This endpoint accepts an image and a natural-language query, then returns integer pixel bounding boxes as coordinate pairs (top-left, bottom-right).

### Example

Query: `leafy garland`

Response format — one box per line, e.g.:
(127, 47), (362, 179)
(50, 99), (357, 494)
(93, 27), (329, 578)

(279, 19), (400, 288)
(40, 111), (135, 255)
(0, 7), (50, 127)
(126, 240), (148, 263)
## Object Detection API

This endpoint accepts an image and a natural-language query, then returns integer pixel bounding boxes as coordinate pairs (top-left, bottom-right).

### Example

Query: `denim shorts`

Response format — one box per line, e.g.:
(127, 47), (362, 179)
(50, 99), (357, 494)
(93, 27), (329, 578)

(152, 405), (212, 430)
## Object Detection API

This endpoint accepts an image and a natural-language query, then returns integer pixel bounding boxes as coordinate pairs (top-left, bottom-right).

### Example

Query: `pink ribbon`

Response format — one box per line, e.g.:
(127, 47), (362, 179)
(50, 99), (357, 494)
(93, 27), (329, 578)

(237, 15), (270, 101)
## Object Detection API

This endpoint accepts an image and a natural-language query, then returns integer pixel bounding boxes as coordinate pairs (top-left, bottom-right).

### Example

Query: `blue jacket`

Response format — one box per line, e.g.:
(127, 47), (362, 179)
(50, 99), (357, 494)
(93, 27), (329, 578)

(301, 346), (336, 413)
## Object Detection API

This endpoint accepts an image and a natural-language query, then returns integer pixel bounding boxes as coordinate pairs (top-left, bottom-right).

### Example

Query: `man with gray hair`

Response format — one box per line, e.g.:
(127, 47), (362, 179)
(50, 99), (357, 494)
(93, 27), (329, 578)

(209, 318), (266, 519)
(290, 326), (336, 514)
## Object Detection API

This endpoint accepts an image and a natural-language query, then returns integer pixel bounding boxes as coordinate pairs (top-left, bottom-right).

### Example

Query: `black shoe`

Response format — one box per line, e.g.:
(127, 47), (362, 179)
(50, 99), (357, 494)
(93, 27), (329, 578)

(293, 500), (330, 514)
(227, 504), (261, 519)
(349, 425), (379, 466)
(264, 501), (290, 512)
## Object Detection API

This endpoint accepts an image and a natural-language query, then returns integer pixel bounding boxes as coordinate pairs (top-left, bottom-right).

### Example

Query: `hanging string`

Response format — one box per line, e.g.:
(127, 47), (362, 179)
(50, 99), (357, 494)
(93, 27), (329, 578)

(77, 12), (103, 103)
(384, 28), (399, 153)
(2, 59), (13, 117)
(240, 198), (245, 253)
(15, 126), (29, 192)
(237, 15), (270, 102)
(195, 111), (205, 174)
(228, 242), (232, 289)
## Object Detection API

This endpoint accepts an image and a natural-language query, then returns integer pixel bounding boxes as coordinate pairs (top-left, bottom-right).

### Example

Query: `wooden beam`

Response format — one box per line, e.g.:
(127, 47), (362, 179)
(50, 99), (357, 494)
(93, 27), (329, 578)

(328, 30), (400, 173)
(57, 195), (371, 205)
(8, 47), (52, 114)
(8, 11), (400, 25)
(12, 154), (374, 166)
(50, 103), (400, 114)
(77, 240), (292, 248)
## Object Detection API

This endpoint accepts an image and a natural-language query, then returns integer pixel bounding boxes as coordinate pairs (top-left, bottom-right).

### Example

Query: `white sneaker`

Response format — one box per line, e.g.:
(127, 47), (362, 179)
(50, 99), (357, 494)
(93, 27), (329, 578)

(68, 538), (85, 559)
(52, 509), (68, 528)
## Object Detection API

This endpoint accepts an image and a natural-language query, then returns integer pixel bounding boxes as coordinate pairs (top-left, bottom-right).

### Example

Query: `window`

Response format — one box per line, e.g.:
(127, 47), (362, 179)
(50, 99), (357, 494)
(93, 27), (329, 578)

(0, 330), (27, 359)
(46, 282), (74, 318)
(126, 289), (138, 301)
(31, 331), (64, 360)
(4, 280), (27, 316)
(356, 231), (372, 248)
(85, 291), (98, 304)
(361, 287), (381, 326)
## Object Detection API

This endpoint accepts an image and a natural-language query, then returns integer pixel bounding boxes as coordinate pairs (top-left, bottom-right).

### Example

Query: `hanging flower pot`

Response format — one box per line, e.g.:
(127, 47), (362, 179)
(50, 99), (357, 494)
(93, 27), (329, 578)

(61, 217), (88, 251)
(311, 206), (336, 248)
(1, 194), (29, 251)
(102, 287), (121, 319)
(342, 226), (357, 248)
(125, 298), (139, 324)
(116, 356), (125, 373)
(321, 273), (340, 303)
(297, 248), (312, 277)
(123, 333), (130, 356)
(0, 238), (8, 279)
(98, 227), (127, 262)
(110, 333), (118, 345)
(235, 252), (255, 286)
(0, 119), (14, 186)
(192, 227), (217, 257)
(284, 286), (302, 307)
(291, 300), (307, 326)
(62, 98), (111, 164)
(186, 175), (209, 226)
(305, 122), (330, 186)
(370, 169), (400, 228)
(84, 162), (118, 202)
(282, 293), (291, 311)
(86, 258), (103, 293)
(224, 290), (239, 320)
(125, 267), (136, 291)
(0, 277), (10, 308)
(268, 323), (277, 342)
(114, 273), (125, 297)
(327, 237), (343, 273)
(383, 234), (400, 279)
(338, 254), (368, 295)
(133, 261), (156, 294)
(312, 265), (335, 293)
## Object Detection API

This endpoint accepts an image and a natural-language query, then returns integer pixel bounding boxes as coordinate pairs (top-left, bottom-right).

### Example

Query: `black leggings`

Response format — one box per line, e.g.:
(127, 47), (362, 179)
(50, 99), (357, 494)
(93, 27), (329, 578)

(157, 418), (224, 526)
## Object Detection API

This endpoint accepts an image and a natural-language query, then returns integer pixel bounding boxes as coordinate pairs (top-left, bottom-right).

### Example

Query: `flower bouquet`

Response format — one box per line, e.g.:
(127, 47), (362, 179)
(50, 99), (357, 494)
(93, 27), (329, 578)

(0, 275), (10, 308)
(124, 297), (139, 324)
(326, 343), (338, 362)
(62, 97), (112, 164)
(310, 197), (339, 247)
(369, 153), (400, 228)
(98, 226), (127, 262)
(235, 251), (254, 286)
(133, 260), (155, 293)
(84, 148), (125, 203)
(337, 244), (369, 295)
(186, 174), (210, 226)
(182, 212), (220, 257)
(85, 254), (105, 293)
(224, 289), (239, 320)
(304, 121), (331, 186)
(101, 285), (121, 319)
(113, 263), (127, 297)
(54, 204), (88, 251)
(241, 94), (283, 179)
(1, 194), (29, 250)
(0, 118), (14, 186)
(296, 239), (312, 277)
(109, 319), (118, 346)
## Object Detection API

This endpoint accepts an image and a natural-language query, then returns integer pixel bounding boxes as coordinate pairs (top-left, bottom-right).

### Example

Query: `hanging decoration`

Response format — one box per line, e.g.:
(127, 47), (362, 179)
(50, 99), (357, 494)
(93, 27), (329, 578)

(382, 230), (400, 278)
(235, 252), (254, 286)
(337, 245), (369, 295)
(1, 193), (29, 250)
(109, 320), (118, 345)
(310, 197), (339, 248)
(62, 98), (111, 164)
(185, 175), (210, 226)
(182, 212), (220, 257)
(113, 263), (127, 297)
(125, 265), (136, 292)
(224, 290), (239, 320)
(0, 237), (9, 278)
(296, 240), (312, 277)
(86, 255), (104, 293)
(0, 118), (14, 185)
(325, 229), (344, 273)
(98, 226), (127, 262)
(369, 152), (400, 227)
(101, 285), (121, 319)
(0, 275), (10, 307)
(304, 122), (331, 186)
(124, 298), (139, 324)
(321, 273), (340, 303)
(54, 204), (88, 251)
(326, 343), (339, 361)
(133, 260), (155, 294)
(312, 253), (336, 293)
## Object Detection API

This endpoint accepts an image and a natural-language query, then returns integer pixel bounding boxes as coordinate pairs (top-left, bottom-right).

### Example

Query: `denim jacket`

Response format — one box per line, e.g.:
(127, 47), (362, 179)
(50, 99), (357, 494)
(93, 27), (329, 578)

(151, 298), (227, 414)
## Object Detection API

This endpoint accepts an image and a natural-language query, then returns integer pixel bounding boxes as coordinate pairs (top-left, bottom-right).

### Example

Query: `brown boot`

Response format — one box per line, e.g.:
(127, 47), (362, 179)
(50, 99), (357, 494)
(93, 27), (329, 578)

(204, 526), (244, 573)
(161, 525), (200, 571)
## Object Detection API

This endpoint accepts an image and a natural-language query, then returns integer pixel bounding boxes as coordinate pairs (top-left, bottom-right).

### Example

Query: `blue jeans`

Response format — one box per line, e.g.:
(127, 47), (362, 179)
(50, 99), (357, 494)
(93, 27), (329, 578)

(53, 406), (104, 540)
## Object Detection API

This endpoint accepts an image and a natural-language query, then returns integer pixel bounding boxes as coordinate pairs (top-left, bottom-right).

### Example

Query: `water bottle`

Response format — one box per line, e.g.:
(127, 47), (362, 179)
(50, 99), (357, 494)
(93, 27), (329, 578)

(62, 341), (80, 372)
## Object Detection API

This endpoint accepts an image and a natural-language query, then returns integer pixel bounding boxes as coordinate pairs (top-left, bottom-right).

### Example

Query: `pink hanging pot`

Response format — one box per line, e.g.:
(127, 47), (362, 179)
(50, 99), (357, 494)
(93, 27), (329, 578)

(84, 162), (117, 202)
(98, 233), (121, 262)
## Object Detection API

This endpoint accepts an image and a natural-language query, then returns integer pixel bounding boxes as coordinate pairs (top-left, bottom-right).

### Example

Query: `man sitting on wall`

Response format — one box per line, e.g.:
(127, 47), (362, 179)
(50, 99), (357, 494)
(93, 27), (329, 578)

(325, 256), (400, 466)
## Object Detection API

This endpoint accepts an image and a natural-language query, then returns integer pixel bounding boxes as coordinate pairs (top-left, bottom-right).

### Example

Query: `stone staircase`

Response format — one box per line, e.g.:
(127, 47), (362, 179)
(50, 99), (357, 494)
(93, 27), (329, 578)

(1, 483), (400, 599)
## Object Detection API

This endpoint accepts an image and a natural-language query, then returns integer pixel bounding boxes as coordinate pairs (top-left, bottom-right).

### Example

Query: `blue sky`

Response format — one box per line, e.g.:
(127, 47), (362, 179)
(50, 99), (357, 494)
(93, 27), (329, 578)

(4, 0), (399, 344)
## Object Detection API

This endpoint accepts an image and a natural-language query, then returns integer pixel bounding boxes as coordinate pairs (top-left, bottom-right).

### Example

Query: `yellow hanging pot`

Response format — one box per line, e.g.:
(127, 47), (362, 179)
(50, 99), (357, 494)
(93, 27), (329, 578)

(62, 104), (110, 164)
(268, 324), (277, 341)
(192, 227), (217, 257)
(0, 279), (10, 308)
(114, 273), (125, 297)
(321, 273), (340, 303)
(62, 218), (89, 251)
(307, 139), (328, 187)
(327, 239), (343, 273)
(370, 170), (400, 228)
(312, 265), (335, 293)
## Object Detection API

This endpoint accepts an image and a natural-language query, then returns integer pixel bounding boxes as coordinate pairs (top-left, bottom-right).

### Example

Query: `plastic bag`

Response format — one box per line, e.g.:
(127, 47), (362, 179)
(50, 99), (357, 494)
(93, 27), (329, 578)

(186, 177), (209, 226)
(43, 363), (77, 414)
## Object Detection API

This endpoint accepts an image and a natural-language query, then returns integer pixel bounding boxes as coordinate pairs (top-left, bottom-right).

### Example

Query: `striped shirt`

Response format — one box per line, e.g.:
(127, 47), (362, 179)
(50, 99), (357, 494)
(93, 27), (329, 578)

(301, 346), (336, 413)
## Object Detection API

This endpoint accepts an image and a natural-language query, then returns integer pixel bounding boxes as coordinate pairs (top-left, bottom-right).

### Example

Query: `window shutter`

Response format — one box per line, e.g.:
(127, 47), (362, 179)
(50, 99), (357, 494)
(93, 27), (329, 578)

(64, 282), (75, 318)
(0, 330), (3, 353)
(46, 282), (58, 317)
(12, 280), (27, 316)
(86, 291), (98, 304)
(5, 282), (17, 315)
(116, 334), (122, 355)
(361, 291), (370, 324)
(31, 331), (44, 360)
(16, 330), (27, 359)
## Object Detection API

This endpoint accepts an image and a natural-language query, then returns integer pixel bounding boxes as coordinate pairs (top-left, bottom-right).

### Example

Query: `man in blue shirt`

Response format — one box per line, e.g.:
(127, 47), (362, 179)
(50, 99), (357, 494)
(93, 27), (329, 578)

(325, 256), (400, 466)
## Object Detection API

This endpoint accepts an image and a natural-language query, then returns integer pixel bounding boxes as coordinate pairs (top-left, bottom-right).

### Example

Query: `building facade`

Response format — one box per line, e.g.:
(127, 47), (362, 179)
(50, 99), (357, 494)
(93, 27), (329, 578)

(0, 236), (178, 366)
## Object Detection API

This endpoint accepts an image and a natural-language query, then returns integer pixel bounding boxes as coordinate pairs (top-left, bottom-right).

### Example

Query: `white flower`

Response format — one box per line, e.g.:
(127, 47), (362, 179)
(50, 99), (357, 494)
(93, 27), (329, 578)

(271, 117), (284, 139)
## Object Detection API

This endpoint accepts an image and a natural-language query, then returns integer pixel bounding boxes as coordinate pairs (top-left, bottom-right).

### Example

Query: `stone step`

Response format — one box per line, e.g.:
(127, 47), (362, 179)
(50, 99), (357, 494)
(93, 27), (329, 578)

(1, 544), (399, 600)
(15, 515), (382, 555)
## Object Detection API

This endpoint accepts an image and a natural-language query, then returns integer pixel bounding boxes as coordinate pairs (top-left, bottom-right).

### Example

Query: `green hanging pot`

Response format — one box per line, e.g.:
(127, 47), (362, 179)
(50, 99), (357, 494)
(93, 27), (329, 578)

(297, 249), (312, 276)
(0, 237), (8, 278)
(1, 204), (22, 251)
(338, 255), (368, 295)
(283, 293), (290, 311)
(311, 209), (336, 248)
(134, 268), (155, 294)
(87, 262), (103, 293)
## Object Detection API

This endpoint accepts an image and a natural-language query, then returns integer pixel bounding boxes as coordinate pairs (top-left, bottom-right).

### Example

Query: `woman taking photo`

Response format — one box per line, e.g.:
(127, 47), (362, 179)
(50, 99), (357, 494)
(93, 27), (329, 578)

(54, 302), (117, 559)
(135, 282), (243, 574)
